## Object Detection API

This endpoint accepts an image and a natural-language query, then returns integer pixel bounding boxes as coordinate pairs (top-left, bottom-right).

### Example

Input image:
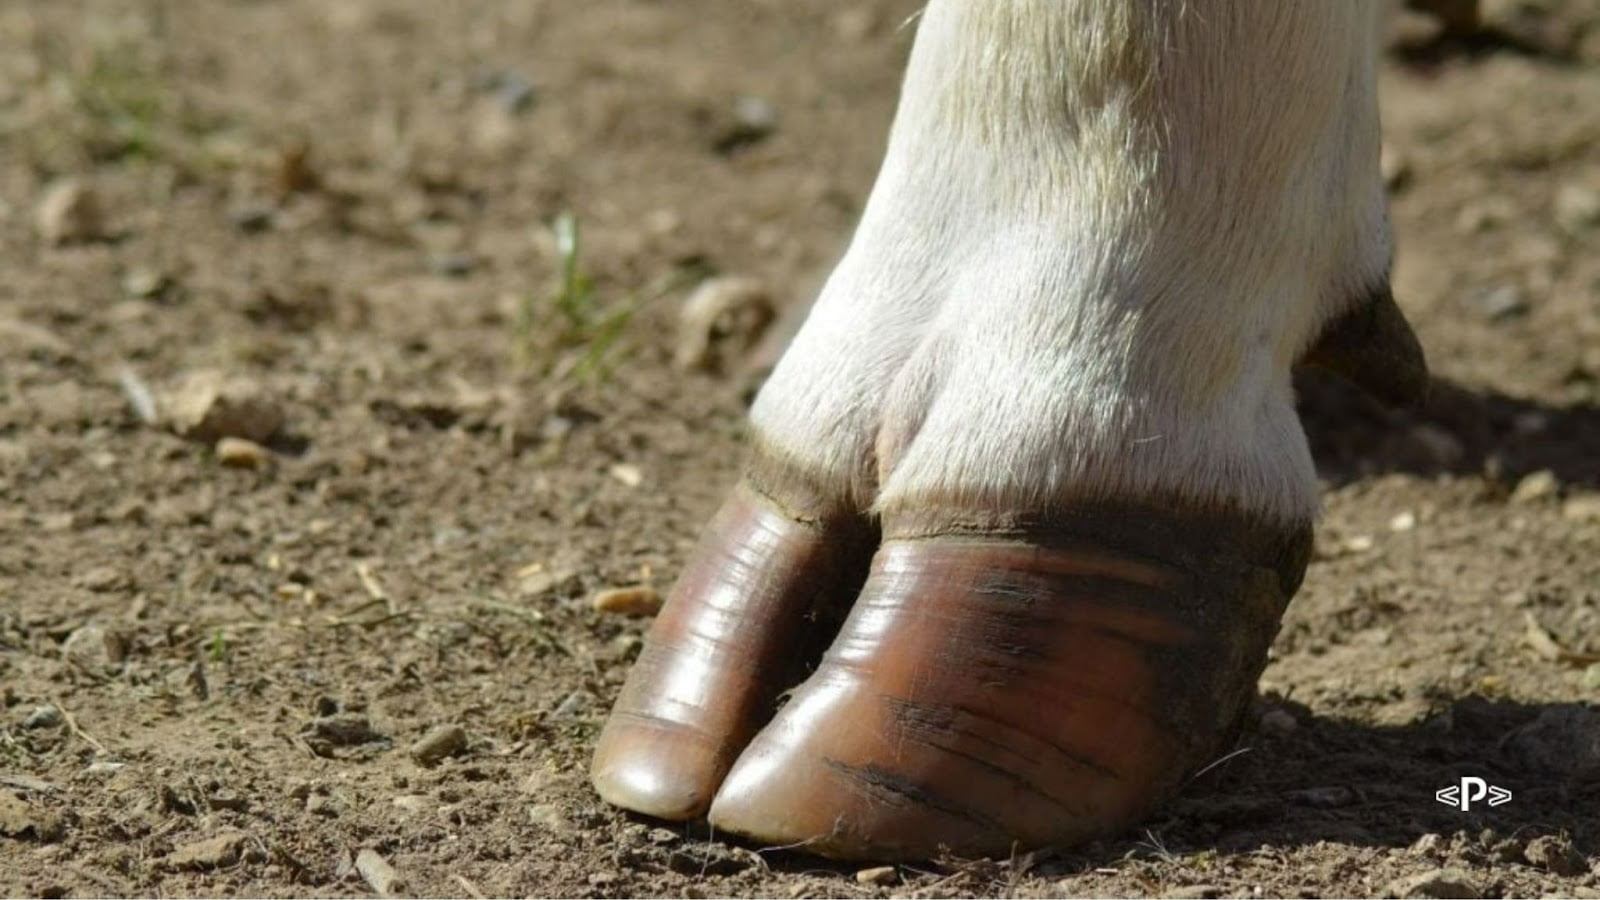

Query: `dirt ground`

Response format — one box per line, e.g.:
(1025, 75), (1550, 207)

(3, 1), (1599, 897)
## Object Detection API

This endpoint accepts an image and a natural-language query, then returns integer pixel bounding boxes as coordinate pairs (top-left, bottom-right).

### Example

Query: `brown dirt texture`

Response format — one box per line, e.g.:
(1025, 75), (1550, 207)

(4, 1), (1600, 897)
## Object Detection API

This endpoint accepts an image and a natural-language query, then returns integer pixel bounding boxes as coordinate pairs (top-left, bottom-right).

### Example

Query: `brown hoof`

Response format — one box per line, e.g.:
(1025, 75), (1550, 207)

(706, 503), (1311, 860)
(590, 482), (871, 819)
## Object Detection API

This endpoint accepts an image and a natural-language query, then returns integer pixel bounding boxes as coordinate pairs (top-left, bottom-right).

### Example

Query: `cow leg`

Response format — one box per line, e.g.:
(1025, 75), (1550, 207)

(594, 0), (1425, 859)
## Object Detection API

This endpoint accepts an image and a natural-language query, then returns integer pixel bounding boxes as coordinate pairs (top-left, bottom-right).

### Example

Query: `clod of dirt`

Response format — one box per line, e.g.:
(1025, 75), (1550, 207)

(1562, 493), (1600, 522)
(855, 865), (898, 886)
(392, 794), (429, 814)
(301, 713), (389, 756)
(713, 96), (779, 154)
(1162, 886), (1224, 900)
(408, 724), (467, 766)
(73, 565), (125, 592)
(22, 706), (63, 729)
(591, 585), (662, 617)
(122, 268), (171, 300)
(0, 792), (66, 842)
(62, 622), (129, 674)
(1555, 183), (1600, 234)
(273, 143), (320, 196)
(36, 180), (105, 245)
(1469, 284), (1528, 321)
(1258, 707), (1298, 735)
(1409, 833), (1446, 858)
(1407, 424), (1465, 468)
(0, 318), (70, 359)
(1523, 834), (1586, 876)
(305, 793), (342, 817)
(1382, 143), (1412, 190)
(1510, 469), (1560, 504)
(674, 275), (775, 374)
(355, 848), (403, 897)
(430, 251), (476, 278)
(1498, 704), (1600, 779)
(215, 436), (273, 468)
(230, 202), (275, 233)
(609, 462), (644, 487)
(167, 830), (249, 871)
(1383, 867), (1482, 899)
(164, 371), (285, 444)
(527, 803), (569, 833)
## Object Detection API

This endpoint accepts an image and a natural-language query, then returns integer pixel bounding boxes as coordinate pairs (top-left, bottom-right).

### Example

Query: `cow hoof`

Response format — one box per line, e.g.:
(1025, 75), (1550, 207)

(590, 482), (872, 820)
(597, 490), (1310, 859)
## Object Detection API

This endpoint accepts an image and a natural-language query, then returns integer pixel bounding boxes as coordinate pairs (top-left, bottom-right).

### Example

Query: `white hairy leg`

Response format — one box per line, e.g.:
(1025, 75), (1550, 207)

(753, 1), (1394, 524)
(593, 0), (1426, 860)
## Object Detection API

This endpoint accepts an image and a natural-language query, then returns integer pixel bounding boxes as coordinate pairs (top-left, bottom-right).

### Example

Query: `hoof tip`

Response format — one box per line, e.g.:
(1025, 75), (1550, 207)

(591, 718), (727, 821)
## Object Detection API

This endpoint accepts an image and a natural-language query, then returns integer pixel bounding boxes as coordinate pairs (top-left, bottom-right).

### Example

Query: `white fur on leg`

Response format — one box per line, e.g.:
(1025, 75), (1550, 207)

(750, 1), (1390, 525)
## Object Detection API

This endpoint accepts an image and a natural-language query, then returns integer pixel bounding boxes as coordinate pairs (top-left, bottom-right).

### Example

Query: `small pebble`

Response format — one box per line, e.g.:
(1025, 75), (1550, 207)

(1511, 470), (1559, 504)
(302, 713), (387, 747)
(1408, 832), (1445, 857)
(1408, 424), (1464, 468)
(409, 724), (467, 766)
(305, 793), (340, 817)
(392, 794), (429, 813)
(856, 866), (898, 886)
(1381, 143), (1411, 190)
(1561, 494), (1600, 522)
(492, 72), (537, 113)
(1384, 867), (1481, 899)
(165, 371), (285, 444)
(431, 252), (476, 278)
(36, 180), (104, 245)
(1259, 708), (1298, 735)
(1163, 886), (1224, 900)
(1468, 284), (1527, 321)
(1554, 183), (1600, 234)
(609, 463), (644, 487)
(1389, 510), (1417, 532)
(62, 623), (129, 673)
(1523, 834), (1586, 876)
(122, 268), (170, 299)
(168, 831), (249, 871)
(216, 437), (272, 468)
(527, 803), (568, 831)
(230, 203), (275, 233)
(23, 706), (63, 729)
(355, 848), (403, 896)
(592, 585), (662, 617)
(714, 96), (778, 153)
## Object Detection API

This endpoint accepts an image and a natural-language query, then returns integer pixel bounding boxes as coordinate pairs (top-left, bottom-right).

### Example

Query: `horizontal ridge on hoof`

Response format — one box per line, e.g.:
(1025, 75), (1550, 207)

(590, 481), (872, 820)
(707, 503), (1311, 860)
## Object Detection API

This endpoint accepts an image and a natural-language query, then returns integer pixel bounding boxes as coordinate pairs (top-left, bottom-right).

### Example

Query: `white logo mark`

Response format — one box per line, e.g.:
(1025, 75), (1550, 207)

(1435, 776), (1512, 811)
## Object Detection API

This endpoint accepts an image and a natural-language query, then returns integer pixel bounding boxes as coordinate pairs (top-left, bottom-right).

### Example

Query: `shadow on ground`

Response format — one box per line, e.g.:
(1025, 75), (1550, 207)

(1298, 370), (1600, 491)
(641, 699), (1597, 881)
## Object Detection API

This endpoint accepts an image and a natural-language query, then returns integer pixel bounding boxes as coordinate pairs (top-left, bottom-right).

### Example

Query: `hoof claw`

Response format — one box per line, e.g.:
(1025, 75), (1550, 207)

(596, 495), (1310, 860)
